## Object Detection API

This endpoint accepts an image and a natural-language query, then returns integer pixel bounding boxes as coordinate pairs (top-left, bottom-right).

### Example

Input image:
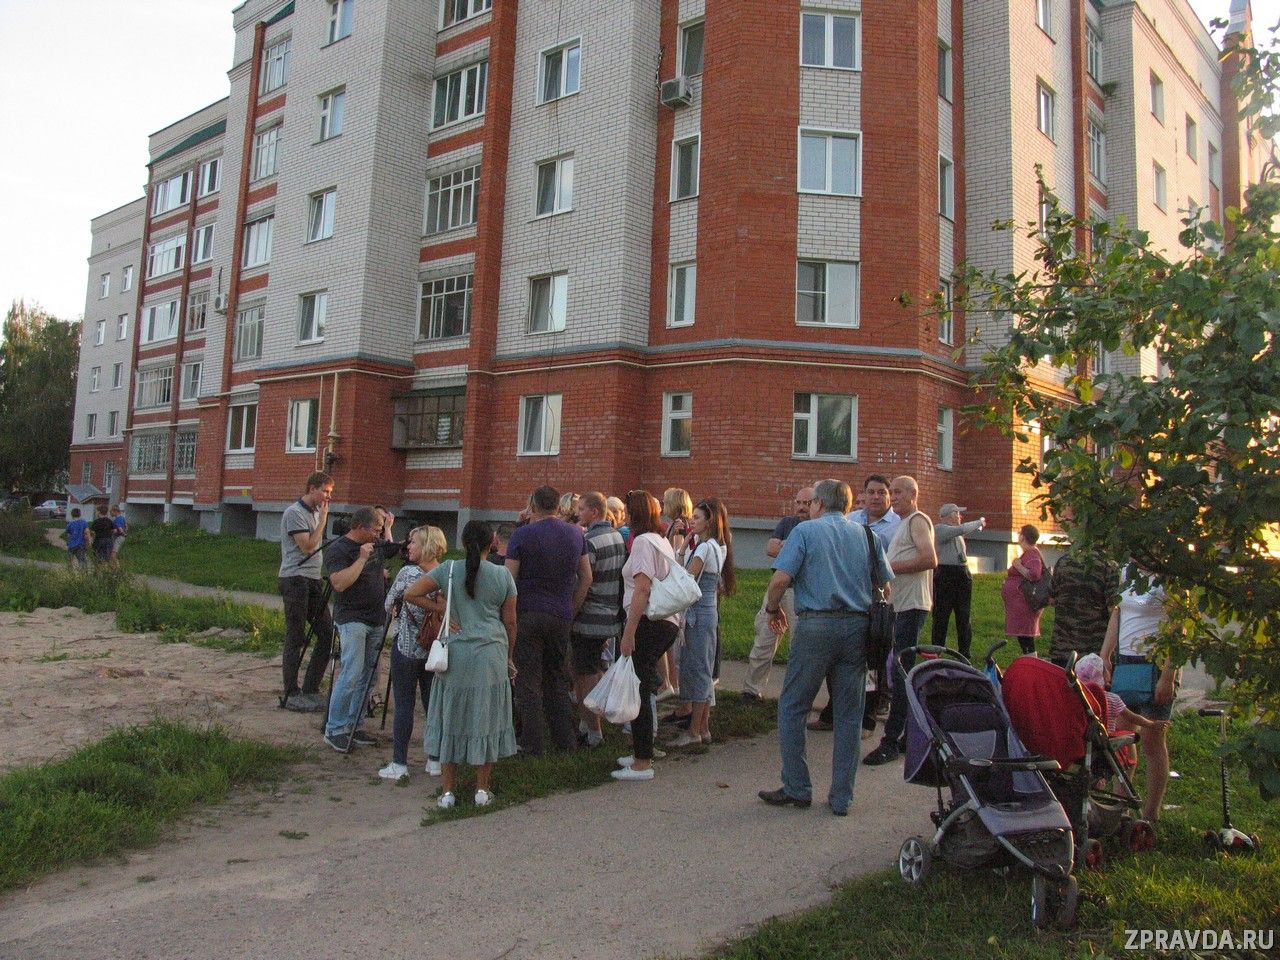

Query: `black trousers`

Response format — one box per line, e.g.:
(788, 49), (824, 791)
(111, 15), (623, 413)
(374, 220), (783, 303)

(514, 610), (576, 754)
(390, 644), (432, 765)
(631, 617), (679, 761)
(279, 576), (334, 695)
(932, 565), (974, 658)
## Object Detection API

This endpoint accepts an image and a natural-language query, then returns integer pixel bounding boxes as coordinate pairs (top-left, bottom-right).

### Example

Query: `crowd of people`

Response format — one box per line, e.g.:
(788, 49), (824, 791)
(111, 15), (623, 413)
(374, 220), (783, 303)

(64, 502), (128, 569)
(274, 469), (1179, 819)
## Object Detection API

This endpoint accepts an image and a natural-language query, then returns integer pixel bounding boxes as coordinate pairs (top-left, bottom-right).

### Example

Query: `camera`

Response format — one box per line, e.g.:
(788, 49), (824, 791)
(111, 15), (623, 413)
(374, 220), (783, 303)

(330, 514), (351, 537)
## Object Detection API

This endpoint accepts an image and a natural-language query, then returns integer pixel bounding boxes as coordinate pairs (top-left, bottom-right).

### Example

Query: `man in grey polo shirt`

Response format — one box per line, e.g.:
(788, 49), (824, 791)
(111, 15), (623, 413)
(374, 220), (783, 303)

(278, 471), (335, 712)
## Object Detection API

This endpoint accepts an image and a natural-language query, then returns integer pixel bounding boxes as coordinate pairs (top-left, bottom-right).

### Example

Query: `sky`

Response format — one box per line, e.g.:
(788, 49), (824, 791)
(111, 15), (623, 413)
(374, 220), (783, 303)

(0, 0), (1276, 324)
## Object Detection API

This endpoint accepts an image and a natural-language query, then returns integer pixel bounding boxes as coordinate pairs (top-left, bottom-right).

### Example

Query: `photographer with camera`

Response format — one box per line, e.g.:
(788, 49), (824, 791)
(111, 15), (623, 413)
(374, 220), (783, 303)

(278, 471), (335, 712)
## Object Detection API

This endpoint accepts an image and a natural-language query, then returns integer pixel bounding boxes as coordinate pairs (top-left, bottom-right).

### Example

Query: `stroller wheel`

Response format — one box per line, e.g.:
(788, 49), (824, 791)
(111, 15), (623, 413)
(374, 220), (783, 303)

(1084, 838), (1105, 871)
(898, 836), (932, 885)
(1126, 819), (1156, 853)
(1031, 874), (1051, 930)
(1054, 876), (1079, 930)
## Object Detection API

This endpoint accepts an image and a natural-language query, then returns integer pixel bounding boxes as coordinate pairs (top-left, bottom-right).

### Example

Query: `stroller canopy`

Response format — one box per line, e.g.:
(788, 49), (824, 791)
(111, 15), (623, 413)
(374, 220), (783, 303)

(1001, 656), (1102, 771)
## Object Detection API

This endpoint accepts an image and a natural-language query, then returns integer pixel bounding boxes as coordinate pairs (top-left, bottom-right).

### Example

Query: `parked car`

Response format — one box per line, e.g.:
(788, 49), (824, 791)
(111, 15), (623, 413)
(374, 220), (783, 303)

(33, 500), (67, 519)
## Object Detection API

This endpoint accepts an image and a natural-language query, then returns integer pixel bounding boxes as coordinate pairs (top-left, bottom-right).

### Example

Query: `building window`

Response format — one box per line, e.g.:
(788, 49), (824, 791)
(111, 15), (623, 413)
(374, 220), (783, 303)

(104, 460), (117, 490)
(307, 189), (336, 242)
(117, 313), (128, 340)
(174, 431), (197, 473)
(1208, 142), (1221, 187)
(135, 366), (174, 409)
(518, 394), (561, 455)
(180, 361), (202, 401)
(86, 413), (97, 439)
(1038, 188), (1054, 238)
(938, 154), (954, 218)
(94, 320), (106, 346)
(938, 41), (952, 101)
(187, 291), (208, 333)
(242, 216), (274, 267)
(528, 273), (568, 333)
(122, 265), (133, 292)
(99, 273), (110, 299)
(793, 392), (857, 460)
(287, 399), (319, 452)
(192, 223), (215, 264)
(82, 461), (93, 485)
(392, 390), (465, 448)
(442, 0), (491, 29)
(1153, 161), (1167, 210)
(1088, 119), (1106, 182)
(327, 0), (353, 43)
(140, 300), (179, 344)
(539, 40), (581, 103)
(937, 407), (954, 470)
(260, 37), (291, 94)
(252, 125), (281, 180)
(938, 277), (954, 345)
(319, 88), (345, 140)
(535, 155), (574, 216)
(152, 172), (191, 216)
(112, 362), (123, 389)
(1185, 114), (1198, 162)
(1037, 81), (1056, 139)
(662, 392), (692, 456)
(1086, 24), (1102, 81)
(299, 292), (328, 342)
(425, 164), (480, 234)
(800, 11), (859, 70)
(234, 305), (264, 361)
(796, 260), (859, 327)
(798, 130), (860, 195)
(418, 274), (472, 340)
(671, 136), (700, 201)
(107, 411), (120, 437)
(668, 262), (696, 328)
(680, 20), (705, 77)
(227, 403), (257, 453)
(147, 234), (186, 278)
(1036, 0), (1052, 36)
(131, 432), (168, 473)
(198, 158), (221, 196)
(1149, 71), (1164, 123)
(433, 60), (488, 128)
(90, 366), (101, 392)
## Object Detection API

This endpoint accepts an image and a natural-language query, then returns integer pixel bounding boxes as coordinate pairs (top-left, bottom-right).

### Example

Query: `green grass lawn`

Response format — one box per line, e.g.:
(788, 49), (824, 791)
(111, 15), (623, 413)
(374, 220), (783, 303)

(118, 523), (285, 594)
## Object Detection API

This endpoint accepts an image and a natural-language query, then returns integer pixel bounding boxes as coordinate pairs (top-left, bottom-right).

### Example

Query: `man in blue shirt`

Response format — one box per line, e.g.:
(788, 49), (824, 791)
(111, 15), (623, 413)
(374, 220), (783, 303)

(757, 479), (892, 816)
(65, 508), (89, 570)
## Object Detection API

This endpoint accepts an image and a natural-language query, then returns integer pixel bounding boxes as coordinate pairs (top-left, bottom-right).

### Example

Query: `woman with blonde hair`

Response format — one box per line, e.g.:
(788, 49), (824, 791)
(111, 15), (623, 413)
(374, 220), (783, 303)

(559, 491), (581, 526)
(656, 488), (694, 700)
(379, 525), (448, 781)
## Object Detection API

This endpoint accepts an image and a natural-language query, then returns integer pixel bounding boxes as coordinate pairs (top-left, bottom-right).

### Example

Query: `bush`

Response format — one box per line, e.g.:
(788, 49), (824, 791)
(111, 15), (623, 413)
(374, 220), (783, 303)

(0, 505), (46, 553)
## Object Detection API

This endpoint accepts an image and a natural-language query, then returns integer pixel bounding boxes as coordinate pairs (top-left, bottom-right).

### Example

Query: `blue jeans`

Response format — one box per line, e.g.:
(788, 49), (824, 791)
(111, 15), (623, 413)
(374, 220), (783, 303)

(390, 644), (432, 764)
(777, 612), (869, 812)
(326, 620), (383, 737)
(880, 608), (929, 747)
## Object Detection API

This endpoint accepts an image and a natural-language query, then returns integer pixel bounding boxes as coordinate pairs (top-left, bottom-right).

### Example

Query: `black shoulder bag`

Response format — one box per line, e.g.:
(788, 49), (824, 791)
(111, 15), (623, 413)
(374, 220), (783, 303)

(863, 523), (895, 673)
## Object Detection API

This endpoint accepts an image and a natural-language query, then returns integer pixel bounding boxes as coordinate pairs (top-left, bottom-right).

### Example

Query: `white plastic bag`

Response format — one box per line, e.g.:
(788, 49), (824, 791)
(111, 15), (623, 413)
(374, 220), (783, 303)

(642, 535), (704, 619)
(584, 655), (641, 724)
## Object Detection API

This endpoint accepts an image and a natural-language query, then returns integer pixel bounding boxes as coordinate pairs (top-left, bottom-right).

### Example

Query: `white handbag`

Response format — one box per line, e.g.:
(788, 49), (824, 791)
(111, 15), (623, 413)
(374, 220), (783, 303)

(644, 535), (704, 619)
(424, 563), (453, 672)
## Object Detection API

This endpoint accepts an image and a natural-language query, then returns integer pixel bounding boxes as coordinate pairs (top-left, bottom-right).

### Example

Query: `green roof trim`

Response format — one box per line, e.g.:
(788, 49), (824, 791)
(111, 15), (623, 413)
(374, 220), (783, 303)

(153, 119), (227, 165)
(264, 1), (294, 27)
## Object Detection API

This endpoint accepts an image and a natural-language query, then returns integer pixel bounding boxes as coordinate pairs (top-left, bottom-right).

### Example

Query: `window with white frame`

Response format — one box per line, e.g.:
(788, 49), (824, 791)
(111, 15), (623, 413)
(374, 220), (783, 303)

(299, 291), (327, 342)
(192, 223), (215, 264)
(518, 394), (561, 455)
(287, 398), (320, 452)
(234, 305), (264, 361)
(117, 313), (128, 340)
(174, 430), (197, 473)
(936, 407), (954, 470)
(1037, 81), (1056, 139)
(1208, 142), (1220, 187)
(433, 61), (488, 128)
(1088, 118), (1106, 181)
(307, 189), (336, 242)
(227, 403), (257, 452)
(671, 136), (700, 200)
(107, 411), (120, 437)
(1185, 114), (1198, 161)
(135, 366), (173, 409)
(319, 88), (345, 140)
(796, 260), (859, 327)
(425, 164), (480, 234)
(798, 130), (860, 195)
(1036, 0), (1052, 36)
(252, 125), (281, 180)
(198, 158), (220, 196)
(938, 154), (954, 218)
(1153, 161), (1167, 210)
(418, 274), (472, 340)
(1089, 341), (1112, 377)
(242, 216), (274, 267)
(152, 172), (191, 216)
(535, 155), (573, 216)
(528, 273), (568, 333)
(260, 37), (291, 93)
(104, 460), (117, 490)
(680, 20), (704, 76)
(793, 392), (857, 460)
(539, 40), (581, 103)
(668, 262), (696, 327)
(111, 362), (123, 389)
(442, 0), (490, 29)
(1086, 24), (1102, 81)
(147, 234), (186, 278)
(181, 361), (202, 401)
(392, 390), (465, 448)
(938, 41), (952, 100)
(327, 0), (353, 43)
(1149, 71), (1164, 122)
(187, 290), (208, 333)
(662, 392), (692, 456)
(122, 265), (133, 292)
(89, 366), (101, 392)
(140, 300), (179, 344)
(99, 273), (110, 298)
(131, 431), (168, 473)
(86, 413), (97, 439)
(938, 277), (954, 345)
(94, 320), (106, 346)
(800, 11), (859, 69)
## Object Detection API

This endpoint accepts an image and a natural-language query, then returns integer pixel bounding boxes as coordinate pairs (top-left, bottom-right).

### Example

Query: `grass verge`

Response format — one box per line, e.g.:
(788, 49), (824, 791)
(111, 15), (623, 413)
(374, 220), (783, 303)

(421, 691), (777, 826)
(0, 719), (296, 892)
(704, 712), (1277, 959)
(117, 523), (284, 594)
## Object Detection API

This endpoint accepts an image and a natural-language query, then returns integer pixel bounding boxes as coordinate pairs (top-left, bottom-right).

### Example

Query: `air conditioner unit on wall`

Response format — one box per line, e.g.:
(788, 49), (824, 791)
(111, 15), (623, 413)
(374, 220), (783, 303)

(660, 77), (693, 109)
(213, 293), (228, 313)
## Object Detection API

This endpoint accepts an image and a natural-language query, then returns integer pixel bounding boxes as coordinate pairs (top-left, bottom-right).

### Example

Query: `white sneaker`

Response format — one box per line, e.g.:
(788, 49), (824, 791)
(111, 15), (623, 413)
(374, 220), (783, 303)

(437, 791), (455, 809)
(378, 761), (409, 780)
(474, 789), (493, 807)
(617, 748), (665, 768)
(667, 731), (703, 748)
(426, 760), (442, 776)
(611, 766), (655, 781)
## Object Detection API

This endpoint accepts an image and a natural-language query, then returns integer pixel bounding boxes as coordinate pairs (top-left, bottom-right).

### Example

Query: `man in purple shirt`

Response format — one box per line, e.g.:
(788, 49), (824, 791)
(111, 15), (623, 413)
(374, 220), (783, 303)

(506, 485), (592, 754)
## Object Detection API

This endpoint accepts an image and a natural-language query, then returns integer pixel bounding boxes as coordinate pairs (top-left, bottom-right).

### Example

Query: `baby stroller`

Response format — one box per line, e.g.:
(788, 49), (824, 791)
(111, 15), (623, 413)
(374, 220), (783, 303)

(1002, 655), (1154, 869)
(896, 646), (1079, 929)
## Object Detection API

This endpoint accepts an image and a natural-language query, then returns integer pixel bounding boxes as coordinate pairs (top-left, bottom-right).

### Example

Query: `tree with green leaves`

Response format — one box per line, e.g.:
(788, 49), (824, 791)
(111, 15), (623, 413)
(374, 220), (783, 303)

(0, 300), (79, 493)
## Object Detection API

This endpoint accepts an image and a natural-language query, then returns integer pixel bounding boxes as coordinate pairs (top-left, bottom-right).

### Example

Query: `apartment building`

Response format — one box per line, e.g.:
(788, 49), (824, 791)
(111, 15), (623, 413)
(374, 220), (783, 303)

(68, 0), (1266, 565)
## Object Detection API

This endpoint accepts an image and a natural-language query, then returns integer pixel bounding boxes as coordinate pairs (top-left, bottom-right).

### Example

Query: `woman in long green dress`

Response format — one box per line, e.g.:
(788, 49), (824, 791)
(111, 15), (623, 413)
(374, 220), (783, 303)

(405, 520), (517, 808)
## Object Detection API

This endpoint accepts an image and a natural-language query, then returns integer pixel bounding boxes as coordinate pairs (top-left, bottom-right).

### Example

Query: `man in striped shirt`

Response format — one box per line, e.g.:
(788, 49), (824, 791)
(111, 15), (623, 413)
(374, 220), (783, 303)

(572, 491), (627, 746)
